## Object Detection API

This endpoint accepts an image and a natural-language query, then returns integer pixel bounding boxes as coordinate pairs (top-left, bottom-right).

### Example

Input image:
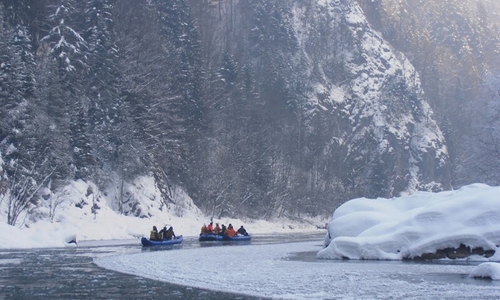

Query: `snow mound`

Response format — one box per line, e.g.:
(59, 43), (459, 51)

(469, 262), (500, 280)
(318, 184), (500, 260)
(0, 222), (77, 249)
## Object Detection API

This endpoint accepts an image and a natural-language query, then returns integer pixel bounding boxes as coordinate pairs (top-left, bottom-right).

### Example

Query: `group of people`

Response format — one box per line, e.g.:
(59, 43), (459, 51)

(150, 225), (176, 241)
(149, 221), (248, 241)
(201, 222), (248, 238)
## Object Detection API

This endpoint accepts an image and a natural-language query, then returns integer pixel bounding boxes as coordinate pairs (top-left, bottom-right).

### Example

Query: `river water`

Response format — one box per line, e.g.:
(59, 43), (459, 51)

(1, 232), (499, 299)
(0, 233), (321, 300)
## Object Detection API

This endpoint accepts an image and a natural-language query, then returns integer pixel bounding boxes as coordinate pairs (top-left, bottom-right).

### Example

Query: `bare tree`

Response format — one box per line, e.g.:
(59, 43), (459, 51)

(6, 160), (56, 226)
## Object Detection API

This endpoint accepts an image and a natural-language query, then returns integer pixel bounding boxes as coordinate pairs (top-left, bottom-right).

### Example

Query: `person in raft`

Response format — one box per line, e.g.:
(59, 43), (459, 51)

(237, 225), (249, 236)
(159, 226), (167, 239)
(200, 224), (208, 234)
(207, 222), (214, 233)
(165, 226), (176, 240)
(219, 224), (227, 236)
(214, 223), (221, 235)
(225, 224), (237, 237)
(150, 226), (160, 241)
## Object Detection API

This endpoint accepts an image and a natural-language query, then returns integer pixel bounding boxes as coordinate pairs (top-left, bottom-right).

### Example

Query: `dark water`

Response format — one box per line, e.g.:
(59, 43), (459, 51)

(0, 232), (324, 300)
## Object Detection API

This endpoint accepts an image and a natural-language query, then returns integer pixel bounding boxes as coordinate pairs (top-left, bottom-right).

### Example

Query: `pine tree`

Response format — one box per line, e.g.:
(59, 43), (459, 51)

(0, 12), (52, 225)
(42, 0), (87, 84)
(69, 105), (94, 180)
(0, 20), (36, 149)
(151, 0), (204, 174)
(154, 0), (204, 138)
(40, 0), (89, 182)
(84, 0), (126, 184)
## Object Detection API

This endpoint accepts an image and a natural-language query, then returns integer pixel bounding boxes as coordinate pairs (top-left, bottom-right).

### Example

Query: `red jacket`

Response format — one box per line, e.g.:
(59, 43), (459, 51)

(225, 227), (236, 237)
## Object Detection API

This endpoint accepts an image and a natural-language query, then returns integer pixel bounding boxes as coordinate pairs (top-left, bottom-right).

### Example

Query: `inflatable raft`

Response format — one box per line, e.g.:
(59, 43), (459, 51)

(141, 235), (183, 247)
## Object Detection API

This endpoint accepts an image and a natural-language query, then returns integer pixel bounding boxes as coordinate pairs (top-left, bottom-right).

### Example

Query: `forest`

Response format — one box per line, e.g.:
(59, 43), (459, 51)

(0, 0), (499, 226)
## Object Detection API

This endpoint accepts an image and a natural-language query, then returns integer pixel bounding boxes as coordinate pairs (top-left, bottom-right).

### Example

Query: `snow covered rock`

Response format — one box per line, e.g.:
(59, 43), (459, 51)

(470, 262), (500, 280)
(318, 184), (500, 260)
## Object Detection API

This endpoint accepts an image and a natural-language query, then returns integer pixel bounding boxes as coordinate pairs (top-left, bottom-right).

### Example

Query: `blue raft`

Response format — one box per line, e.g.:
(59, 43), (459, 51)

(141, 235), (183, 247)
(198, 233), (252, 242)
(198, 233), (219, 241)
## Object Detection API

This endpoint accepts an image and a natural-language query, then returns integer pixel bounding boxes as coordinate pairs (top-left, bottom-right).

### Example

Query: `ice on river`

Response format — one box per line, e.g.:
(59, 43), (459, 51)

(94, 241), (500, 299)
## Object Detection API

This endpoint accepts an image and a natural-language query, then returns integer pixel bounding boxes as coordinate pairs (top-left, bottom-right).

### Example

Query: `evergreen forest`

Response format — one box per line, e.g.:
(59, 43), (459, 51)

(1, 0), (499, 226)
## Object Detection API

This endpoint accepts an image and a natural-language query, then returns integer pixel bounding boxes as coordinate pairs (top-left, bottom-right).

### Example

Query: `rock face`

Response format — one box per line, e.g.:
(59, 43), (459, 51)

(410, 244), (496, 260)
(296, 0), (451, 195)
(187, 0), (453, 217)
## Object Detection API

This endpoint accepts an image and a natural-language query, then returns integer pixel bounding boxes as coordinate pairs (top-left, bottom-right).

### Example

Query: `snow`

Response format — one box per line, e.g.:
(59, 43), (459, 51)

(0, 177), (323, 249)
(2, 182), (500, 264)
(319, 183), (500, 261)
(0, 222), (77, 249)
(2, 183), (500, 298)
(470, 262), (500, 280)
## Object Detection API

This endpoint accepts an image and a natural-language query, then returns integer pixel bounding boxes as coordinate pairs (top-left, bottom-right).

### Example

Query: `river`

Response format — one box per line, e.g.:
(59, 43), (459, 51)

(1, 232), (499, 299)
(0, 233), (321, 300)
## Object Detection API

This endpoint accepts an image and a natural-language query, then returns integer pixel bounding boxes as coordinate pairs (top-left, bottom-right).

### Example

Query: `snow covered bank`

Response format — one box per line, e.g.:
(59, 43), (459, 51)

(318, 183), (500, 260)
(0, 178), (324, 249)
(0, 212), (323, 249)
(0, 177), (326, 249)
(0, 222), (78, 249)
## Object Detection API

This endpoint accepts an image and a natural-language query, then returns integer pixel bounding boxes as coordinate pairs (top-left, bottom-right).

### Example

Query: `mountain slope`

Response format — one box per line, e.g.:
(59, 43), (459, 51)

(0, 0), (452, 224)
(292, 0), (450, 194)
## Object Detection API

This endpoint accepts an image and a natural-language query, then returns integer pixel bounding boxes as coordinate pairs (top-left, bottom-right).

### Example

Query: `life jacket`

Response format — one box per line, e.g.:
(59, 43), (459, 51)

(226, 227), (236, 237)
(150, 230), (160, 240)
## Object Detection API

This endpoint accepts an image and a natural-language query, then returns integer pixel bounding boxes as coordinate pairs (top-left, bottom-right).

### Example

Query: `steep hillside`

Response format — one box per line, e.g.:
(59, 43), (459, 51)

(356, 0), (500, 187)
(0, 0), (452, 225)
(185, 0), (451, 218)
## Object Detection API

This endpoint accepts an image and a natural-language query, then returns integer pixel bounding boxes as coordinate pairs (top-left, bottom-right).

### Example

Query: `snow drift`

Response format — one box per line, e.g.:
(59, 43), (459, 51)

(318, 183), (500, 260)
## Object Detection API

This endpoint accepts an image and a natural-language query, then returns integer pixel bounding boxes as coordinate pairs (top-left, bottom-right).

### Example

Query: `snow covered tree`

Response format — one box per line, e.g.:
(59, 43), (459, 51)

(470, 72), (500, 185)
(153, 0), (204, 139)
(42, 0), (87, 87)
(147, 0), (204, 178)
(0, 11), (51, 225)
(5, 105), (59, 226)
(83, 0), (128, 187)
(40, 0), (89, 183)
